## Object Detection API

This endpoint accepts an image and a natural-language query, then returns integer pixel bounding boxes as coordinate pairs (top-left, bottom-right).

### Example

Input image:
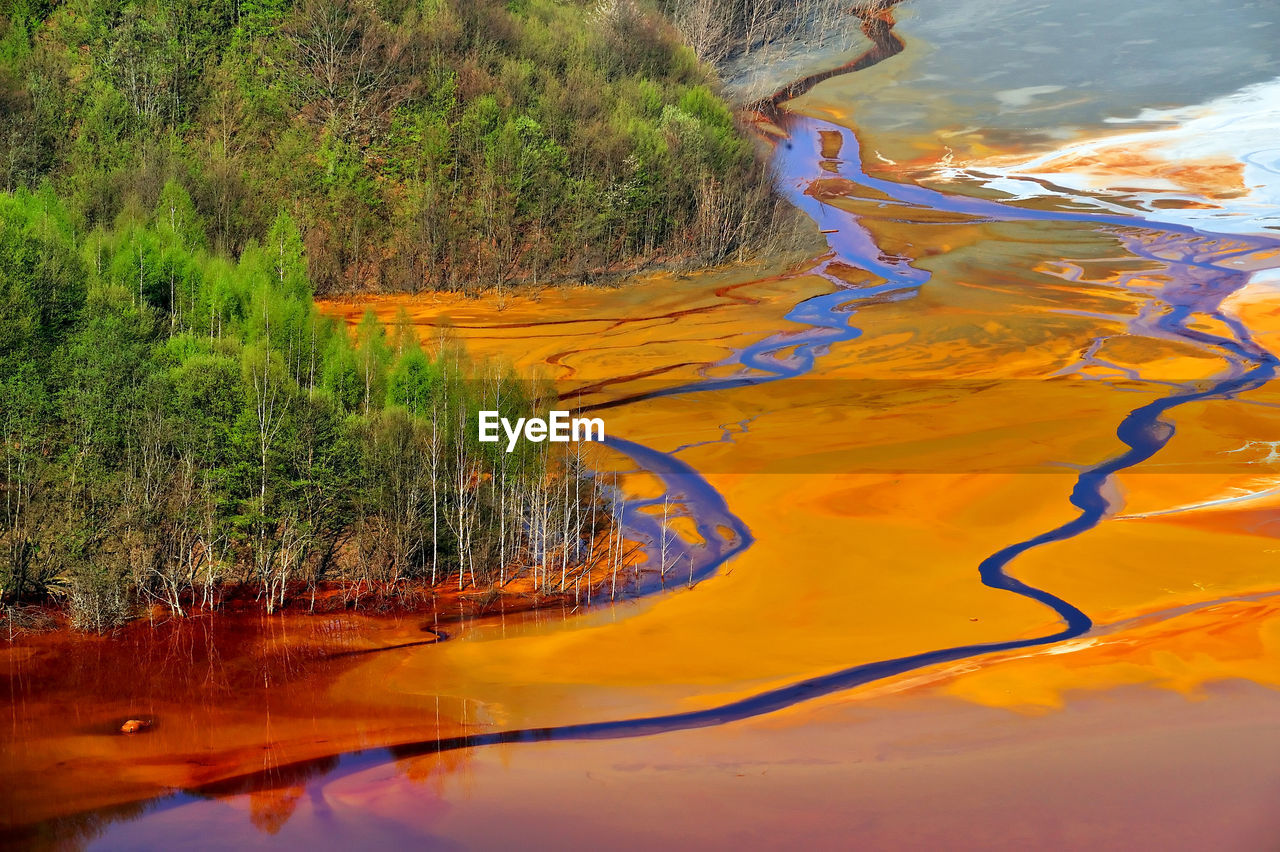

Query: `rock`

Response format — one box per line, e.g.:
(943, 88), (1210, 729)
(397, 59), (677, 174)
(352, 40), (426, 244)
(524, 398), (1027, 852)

(120, 719), (152, 734)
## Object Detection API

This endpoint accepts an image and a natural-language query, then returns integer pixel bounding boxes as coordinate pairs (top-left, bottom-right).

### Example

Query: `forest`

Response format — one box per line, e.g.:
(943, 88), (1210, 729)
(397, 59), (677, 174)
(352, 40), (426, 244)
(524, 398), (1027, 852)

(0, 0), (799, 294)
(0, 185), (616, 630)
(0, 0), (808, 629)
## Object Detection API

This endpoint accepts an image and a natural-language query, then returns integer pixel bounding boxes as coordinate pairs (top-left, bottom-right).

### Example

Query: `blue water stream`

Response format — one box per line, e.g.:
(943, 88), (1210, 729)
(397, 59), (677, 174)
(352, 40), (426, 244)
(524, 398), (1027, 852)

(109, 108), (1280, 820)
(59, 57), (1280, 842)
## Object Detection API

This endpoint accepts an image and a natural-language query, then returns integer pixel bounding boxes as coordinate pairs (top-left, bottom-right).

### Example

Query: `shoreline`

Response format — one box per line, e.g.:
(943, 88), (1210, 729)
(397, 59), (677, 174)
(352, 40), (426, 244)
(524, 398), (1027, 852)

(3, 581), (591, 642)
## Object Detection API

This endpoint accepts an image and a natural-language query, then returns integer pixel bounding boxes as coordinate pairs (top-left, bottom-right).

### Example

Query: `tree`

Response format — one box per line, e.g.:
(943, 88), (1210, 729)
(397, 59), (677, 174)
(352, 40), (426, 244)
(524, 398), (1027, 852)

(154, 179), (207, 251)
(355, 309), (391, 415)
(285, 0), (415, 139)
(241, 343), (294, 611)
(265, 208), (308, 299)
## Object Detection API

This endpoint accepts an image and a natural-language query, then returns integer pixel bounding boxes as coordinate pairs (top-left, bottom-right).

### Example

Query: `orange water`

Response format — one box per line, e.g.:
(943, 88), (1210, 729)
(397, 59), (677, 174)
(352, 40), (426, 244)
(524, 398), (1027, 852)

(7, 0), (1280, 846)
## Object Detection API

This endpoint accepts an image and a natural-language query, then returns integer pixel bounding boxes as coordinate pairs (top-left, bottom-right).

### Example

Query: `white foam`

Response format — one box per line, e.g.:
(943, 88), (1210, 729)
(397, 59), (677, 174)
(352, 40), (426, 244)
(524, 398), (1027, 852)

(937, 76), (1280, 236)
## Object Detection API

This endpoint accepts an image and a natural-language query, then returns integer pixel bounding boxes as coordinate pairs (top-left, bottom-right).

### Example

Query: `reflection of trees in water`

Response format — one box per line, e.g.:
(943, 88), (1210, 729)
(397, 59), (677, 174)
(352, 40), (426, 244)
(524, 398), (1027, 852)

(12, 652), (488, 843)
(200, 752), (341, 836)
(26, 725), (480, 844)
(395, 734), (478, 798)
(12, 614), (380, 713)
(6, 793), (159, 849)
(3, 614), (446, 840)
(192, 705), (481, 838)
(32, 751), (343, 843)
(249, 784), (307, 836)
(10, 569), (642, 841)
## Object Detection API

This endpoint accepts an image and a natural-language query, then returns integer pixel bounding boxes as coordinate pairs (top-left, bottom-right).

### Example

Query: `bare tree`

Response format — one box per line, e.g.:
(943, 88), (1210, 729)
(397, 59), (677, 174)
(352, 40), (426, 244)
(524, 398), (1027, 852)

(286, 0), (417, 139)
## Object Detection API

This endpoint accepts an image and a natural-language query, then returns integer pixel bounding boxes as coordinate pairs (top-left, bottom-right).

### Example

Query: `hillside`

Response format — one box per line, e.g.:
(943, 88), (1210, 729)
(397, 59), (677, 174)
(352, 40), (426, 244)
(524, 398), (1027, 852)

(0, 0), (797, 294)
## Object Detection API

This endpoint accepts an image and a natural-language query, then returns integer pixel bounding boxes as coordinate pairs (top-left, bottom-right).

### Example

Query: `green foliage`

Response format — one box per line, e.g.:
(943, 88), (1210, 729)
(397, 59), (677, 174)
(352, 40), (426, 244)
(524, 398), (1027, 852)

(154, 180), (207, 251)
(386, 332), (441, 414)
(0, 189), (607, 626)
(263, 209), (308, 298)
(0, 0), (779, 292)
(0, 189), (88, 370)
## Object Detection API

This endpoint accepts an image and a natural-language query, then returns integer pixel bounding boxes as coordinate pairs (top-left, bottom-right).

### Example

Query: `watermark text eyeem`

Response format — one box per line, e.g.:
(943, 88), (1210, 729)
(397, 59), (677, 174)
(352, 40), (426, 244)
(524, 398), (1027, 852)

(478, 411), (605, 453)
